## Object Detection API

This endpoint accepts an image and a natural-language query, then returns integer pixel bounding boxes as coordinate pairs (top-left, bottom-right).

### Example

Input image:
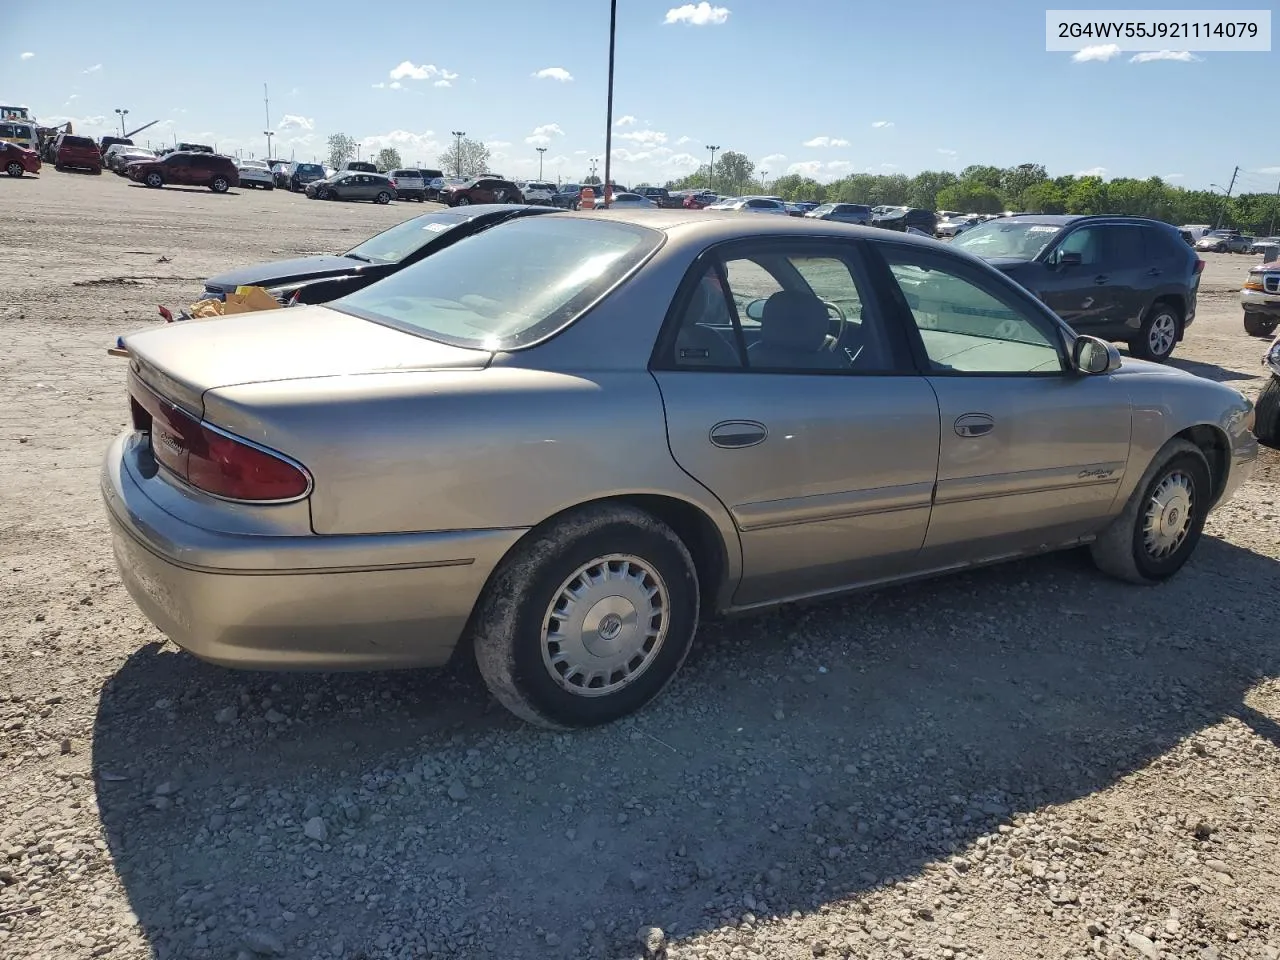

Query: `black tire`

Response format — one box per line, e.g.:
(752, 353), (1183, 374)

(1128, 300), (1182, 362)
(1090, 439), (1212, 584)
(210, 176), (230, 194)
(54, 164), (64, 172)
(92, 166), (102, 175)
(1244, 311), (1278, 338)
(6, 161), (22, 178)
(319, 186), (333, 200)
(1254, 377), (1280, 450)
(264, 184), (273, 191)
(145, 171), (164, 188)
(472, 503), (700, 729)
(375, 190), (392, 204)
(455, 195), (471, 206)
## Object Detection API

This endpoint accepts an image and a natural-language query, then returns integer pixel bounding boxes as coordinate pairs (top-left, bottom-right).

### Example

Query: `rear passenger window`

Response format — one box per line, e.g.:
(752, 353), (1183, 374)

(1107, 226), (1146, 268)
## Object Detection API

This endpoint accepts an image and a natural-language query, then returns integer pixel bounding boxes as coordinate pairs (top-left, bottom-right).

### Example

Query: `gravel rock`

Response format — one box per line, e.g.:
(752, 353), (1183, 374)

(303, 817), (328, 842)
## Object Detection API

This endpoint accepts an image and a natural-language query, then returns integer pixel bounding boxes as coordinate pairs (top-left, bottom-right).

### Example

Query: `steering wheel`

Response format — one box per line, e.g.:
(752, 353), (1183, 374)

(820, 299), (847, 351)
(992, 318), (1022, 340)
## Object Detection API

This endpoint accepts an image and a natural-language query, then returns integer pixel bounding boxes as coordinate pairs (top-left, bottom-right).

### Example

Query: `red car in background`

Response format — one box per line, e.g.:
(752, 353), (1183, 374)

(2, 141), (41, 178)
(54, 134), (103, 174)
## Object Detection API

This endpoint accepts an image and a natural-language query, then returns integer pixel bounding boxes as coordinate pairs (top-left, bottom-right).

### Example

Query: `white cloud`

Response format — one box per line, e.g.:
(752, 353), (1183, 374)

(359, 130), (442, 162)
(1076, 166), (1108, 176)
(486, 140), (512, 149)
(434, 80), (452, 88)
(879, 162), (898, 170)
(389, 81), (402, 90)
(871, 120), (894, 128)
(389, 60), (456, 81)
(20, 52), (35, 60)
(66, 94), (80, 101)
(676, 135), (696, 146)
(785, 160), (853, 182)
(277, 114), (313, 131)
(83, 63), (102, 74)
(664, 2), (730, 25)
(614, 115), (637, 127)
(1164, 173), (1184, 179)
(533, 67), (573, 82)
(759, 153), (787, 166)
(803, 136), (850, 148)
(620, 129), (668, 146)
(372, 82), (386, 89)
(1072, 43), (1121, 62)
(1130, 50), (1201, 62)
(1256, 166), (1280, 175)
(936, 148), (958, 156)
(662, 152), (701, 171)
(524, 123), (565, 146)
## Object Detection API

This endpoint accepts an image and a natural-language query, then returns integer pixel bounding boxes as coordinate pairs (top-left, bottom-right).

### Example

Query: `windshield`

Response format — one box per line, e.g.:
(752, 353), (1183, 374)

(240, 160), (268, 169)
(333, 217), (661, 350)
(344, 211), (470, 264)
(951, 220), (1063, 260)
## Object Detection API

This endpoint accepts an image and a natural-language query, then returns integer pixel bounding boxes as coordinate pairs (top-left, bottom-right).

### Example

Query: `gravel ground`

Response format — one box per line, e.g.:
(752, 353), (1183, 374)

(2, 171), (1279, 960)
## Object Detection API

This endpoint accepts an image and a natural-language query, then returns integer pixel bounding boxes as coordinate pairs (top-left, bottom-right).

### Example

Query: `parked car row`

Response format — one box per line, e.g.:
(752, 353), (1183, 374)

(104, 207), (1258, 731)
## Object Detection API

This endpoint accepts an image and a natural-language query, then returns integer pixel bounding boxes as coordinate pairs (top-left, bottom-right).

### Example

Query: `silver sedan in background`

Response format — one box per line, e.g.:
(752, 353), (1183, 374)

(103, 212), (1257, 729)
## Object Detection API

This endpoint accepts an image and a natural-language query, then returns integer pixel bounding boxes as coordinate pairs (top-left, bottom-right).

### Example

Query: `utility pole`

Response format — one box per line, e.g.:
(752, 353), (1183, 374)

(602, 0), (617, 207)
(1214, 165), (1239, 229)
(536, 146), (547, 180)
(706, 145), (720, 192)
(761, 169), (768, 193)
(451, 130), (465, 177)
(1269, 177), (1280, 237)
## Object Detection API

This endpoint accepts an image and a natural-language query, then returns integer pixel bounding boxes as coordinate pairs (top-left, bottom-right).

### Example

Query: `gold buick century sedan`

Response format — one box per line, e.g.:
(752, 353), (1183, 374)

(103, 211), (1258, 728)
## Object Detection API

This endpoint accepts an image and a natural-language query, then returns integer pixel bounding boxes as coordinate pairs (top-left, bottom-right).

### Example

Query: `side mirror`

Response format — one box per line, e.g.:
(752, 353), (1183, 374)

(744, 299), (767, 321)
(1057, 250), (1083, 267)
(1072, 335), (1122, 375)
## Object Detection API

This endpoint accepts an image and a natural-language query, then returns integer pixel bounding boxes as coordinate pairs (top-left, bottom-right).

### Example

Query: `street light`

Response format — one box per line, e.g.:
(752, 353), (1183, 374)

(602, 0), (618, 208)
(263, 130), (275, 160)
(589, 156), (599, 181)
(536, 146), (547, 180)
(451, 130), (466, 178)
(761, 170), (768, 193)
(706, 144), (720, 192)
(114, 108), (129, 138)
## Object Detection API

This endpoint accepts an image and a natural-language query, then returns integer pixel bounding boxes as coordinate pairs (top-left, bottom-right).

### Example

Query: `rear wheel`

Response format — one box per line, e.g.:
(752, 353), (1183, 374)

(473, 504), (700, 729)
(1255, 377), (1280, 449)
(1090, 439), (1211, 584)
(1129, 301), (1181, 362)
(1244, 311), (1278, 338)
(375, 190), (392, 204)
(6, 161), (22, 178)
(210, 176), (229, 193)
(145, 171), (164, 188)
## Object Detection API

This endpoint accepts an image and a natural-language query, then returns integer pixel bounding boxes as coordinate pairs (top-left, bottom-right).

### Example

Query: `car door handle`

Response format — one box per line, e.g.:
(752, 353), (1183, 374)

(709, 420), (768, 449)
(1093, 274), (1110, 285)
(1146, 268), (1162, 277)
(954, 413), (994, 438)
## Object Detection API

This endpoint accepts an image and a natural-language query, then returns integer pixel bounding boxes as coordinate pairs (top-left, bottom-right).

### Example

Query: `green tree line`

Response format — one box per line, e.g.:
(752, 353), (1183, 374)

(665, 159), (1280, 234)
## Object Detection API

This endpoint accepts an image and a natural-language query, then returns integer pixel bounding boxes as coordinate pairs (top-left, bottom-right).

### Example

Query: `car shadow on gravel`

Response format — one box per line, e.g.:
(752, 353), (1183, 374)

(125, 184), (240, 195)
(91, 536), (1280, 960)
(1166, 355), (1260, 383)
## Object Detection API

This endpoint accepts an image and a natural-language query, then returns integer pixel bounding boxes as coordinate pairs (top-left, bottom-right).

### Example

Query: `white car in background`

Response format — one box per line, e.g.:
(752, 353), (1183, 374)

(520, 180), (558, 205)
(236, 159), (275, 190)
(596, 191), (656, 209)
(388, 168), (426, 202)
(936, 214), (981, 238)
(708, 196), (790, 215)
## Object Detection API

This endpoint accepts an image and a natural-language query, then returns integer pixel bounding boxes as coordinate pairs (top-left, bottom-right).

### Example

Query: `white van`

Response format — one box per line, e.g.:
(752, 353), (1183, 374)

(1180, 224), (1213, 243)
(0, 121), (38, 152)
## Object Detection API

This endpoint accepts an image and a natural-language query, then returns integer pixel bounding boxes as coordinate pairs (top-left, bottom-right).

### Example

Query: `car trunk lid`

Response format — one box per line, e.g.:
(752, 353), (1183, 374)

(123, 305), (491, 415)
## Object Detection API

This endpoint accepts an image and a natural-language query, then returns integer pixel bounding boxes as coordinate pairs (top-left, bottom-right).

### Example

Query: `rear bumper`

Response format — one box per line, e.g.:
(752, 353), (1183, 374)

(101, 432), (525, 671)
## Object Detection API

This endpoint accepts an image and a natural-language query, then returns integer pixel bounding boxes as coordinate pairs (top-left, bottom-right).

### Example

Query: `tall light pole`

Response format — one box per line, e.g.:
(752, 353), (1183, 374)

(114, 108), (129, 137)
(589, 156), (599, 181)
(451, 130), (466, 177)
(264, 130), (275, 160)
(706, 144), (720, 192)
(262, 83), (272, 159)
(602, 0), (617, 207)
(761, 170), (768, 193)
(536, 146), (547, 180)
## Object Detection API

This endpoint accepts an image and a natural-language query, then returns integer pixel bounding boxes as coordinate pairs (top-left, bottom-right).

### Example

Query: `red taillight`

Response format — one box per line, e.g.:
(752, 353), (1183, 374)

(130, 381), (310, 502)
(1194, 259), (1205, 275)
(390, 179), (397, 187)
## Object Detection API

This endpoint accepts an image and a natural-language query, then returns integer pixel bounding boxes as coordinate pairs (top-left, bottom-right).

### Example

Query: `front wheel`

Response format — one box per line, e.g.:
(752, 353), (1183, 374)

(6, 161), (22, 178)
(1244, 312), (1278, 338)
(472, 504), (700, 729)
(1090, 439), (1211, 584)
(1254, 377), (1280, 449)
(1129, 302), (1181, 362)
(375, 190), (392, 204)
(455, 195), (471, 206)
(145, 171), (164, 188)
(210, 176), (229, 193)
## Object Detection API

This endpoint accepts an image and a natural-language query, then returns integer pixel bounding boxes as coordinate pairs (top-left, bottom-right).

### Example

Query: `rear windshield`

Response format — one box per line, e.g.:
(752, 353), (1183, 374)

(418, 169), (443, 179)
(345, 211), (468, 264)
(295, 164), (323, 174)
(64, 136), (97, 148)
(346, 162), (377, 172)
(333, 217), (661, 350)
(390, 170), (419, 178)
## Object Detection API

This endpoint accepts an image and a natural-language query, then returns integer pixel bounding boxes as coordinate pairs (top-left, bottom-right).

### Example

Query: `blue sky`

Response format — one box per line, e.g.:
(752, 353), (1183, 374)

(1, 0), (1277, 192)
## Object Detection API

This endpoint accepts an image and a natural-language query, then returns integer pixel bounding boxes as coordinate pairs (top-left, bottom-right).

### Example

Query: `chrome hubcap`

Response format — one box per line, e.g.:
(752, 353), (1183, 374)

(1148, 314), (1177, 356)
(1143, 471), (1194, 558)
(541, 554), (668, 697)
